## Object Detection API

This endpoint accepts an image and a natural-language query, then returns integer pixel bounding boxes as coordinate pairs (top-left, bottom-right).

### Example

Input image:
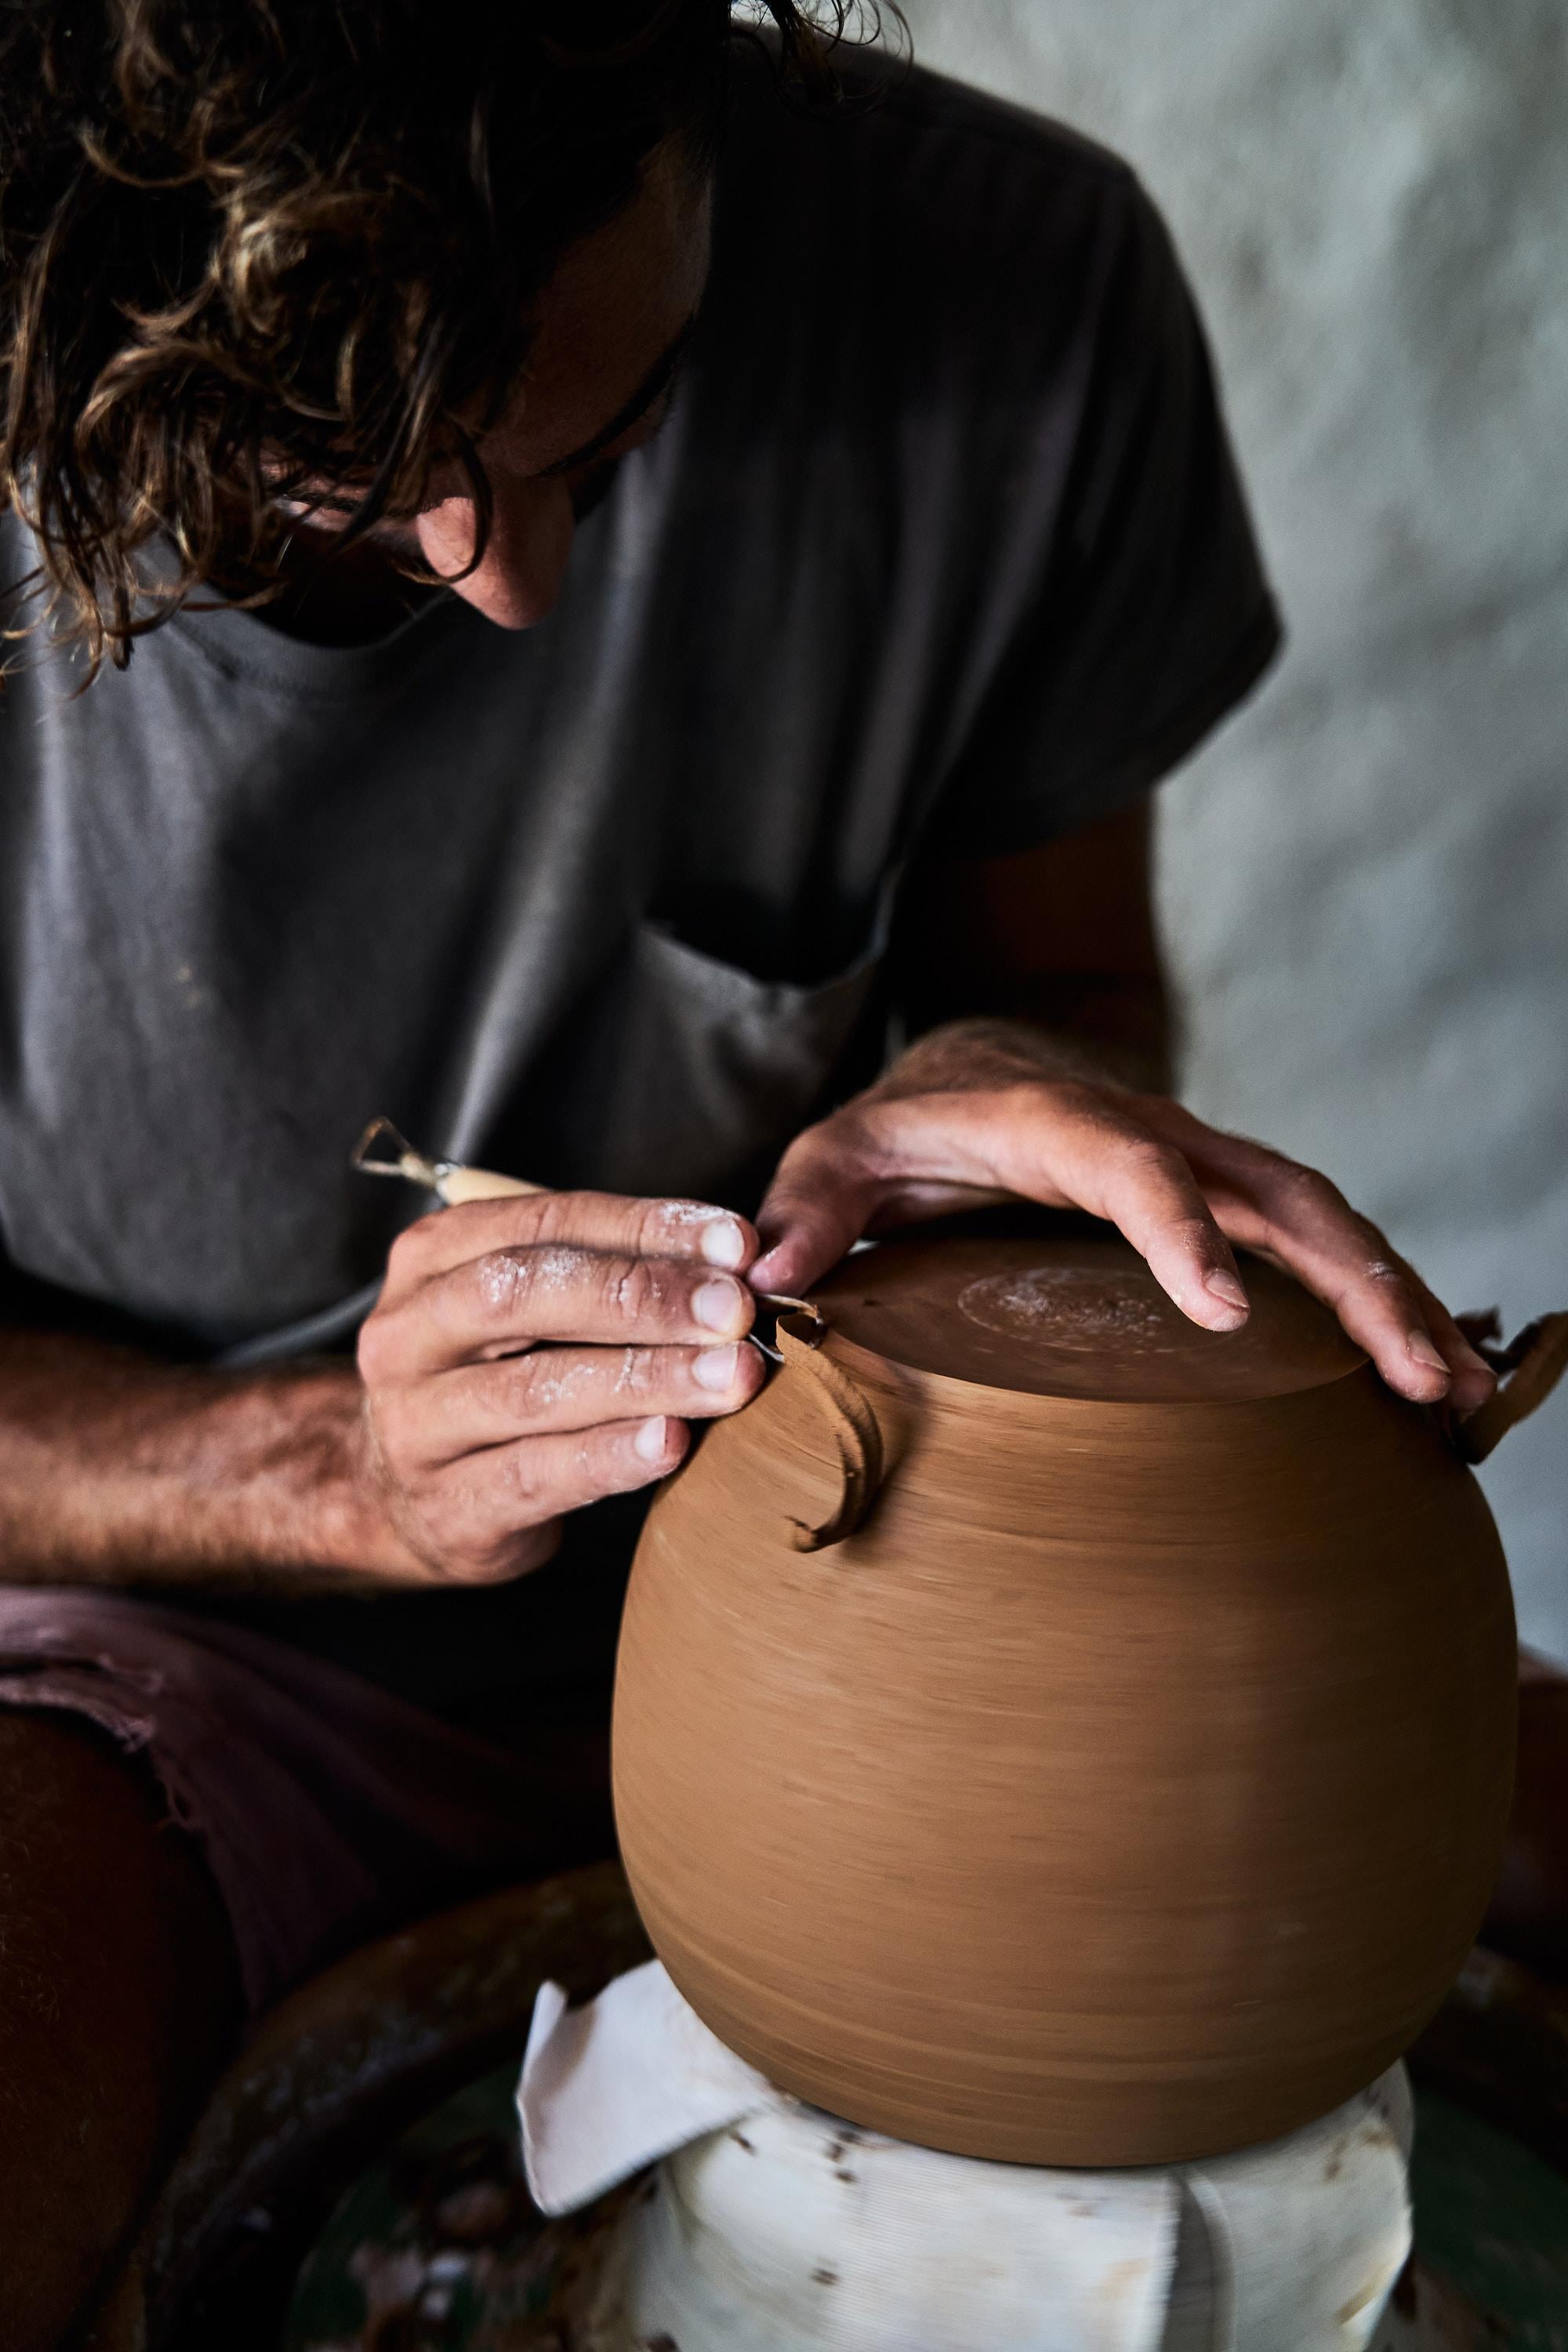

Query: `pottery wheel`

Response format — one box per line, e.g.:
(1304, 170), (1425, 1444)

(812, 1218), (1366, 1403)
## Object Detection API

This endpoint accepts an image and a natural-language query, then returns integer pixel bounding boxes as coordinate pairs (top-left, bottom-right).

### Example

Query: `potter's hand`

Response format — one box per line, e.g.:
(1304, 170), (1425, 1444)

(357, 1193), (763, 1583)
(750, 1019), (1495, 1413)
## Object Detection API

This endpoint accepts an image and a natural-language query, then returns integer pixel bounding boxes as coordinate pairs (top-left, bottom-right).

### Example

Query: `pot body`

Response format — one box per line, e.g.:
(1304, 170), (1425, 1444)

(612, 1327), (1516, 2166)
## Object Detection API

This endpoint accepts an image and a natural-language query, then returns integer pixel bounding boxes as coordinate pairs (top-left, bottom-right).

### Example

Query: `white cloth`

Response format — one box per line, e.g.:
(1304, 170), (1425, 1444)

(517, 1962), (1413, 2352)
(520, 1959), (775, 2215)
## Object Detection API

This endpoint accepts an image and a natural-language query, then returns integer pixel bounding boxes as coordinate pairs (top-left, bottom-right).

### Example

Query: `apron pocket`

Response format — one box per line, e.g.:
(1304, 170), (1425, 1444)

(522, 902), (893, 1205)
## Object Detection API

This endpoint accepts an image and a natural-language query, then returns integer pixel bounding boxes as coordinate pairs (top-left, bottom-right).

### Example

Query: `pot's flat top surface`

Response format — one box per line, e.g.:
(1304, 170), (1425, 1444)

(812, 1225), (1367, 1402)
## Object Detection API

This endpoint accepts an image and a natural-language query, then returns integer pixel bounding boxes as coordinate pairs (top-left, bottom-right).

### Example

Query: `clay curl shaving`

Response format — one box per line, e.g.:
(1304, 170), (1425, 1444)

(0, 0), (902, 679)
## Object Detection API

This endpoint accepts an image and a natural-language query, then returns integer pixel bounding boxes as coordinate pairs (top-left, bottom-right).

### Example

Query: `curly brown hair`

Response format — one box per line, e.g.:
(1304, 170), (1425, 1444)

(0, 0), (900, 677)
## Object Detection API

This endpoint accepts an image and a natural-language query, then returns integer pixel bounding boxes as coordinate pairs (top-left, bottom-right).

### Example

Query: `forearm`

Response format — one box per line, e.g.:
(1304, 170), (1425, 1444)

(890, 806), (1176, 1094)
(887, 993), (1173, 1101)
(0, 1330), (413, 1591)
(956, 981), (1174, 1094)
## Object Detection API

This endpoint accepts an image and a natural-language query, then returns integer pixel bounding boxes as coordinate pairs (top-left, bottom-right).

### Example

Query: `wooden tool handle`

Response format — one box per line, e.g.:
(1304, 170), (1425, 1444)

(777, 1310), (887, 1552)
(434, 1163), (548, 1206)
(351, 1120), (548, 1207)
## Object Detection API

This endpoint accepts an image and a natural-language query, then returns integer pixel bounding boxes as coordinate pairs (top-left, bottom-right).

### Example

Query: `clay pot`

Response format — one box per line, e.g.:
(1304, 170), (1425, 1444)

(612, 1217), (1568, 2167)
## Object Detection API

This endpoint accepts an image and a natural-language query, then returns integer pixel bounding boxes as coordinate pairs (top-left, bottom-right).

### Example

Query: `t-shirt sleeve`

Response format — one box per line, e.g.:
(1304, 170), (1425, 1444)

(929, 175), (1283, 857)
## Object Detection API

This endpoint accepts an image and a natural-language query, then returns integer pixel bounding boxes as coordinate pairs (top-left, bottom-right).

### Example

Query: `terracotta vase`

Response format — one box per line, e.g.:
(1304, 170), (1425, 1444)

(612, 1217), (1568, 2167)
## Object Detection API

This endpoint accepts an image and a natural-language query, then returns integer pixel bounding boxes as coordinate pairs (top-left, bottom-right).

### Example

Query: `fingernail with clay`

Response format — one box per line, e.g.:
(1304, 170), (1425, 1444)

(1407, 1332), (1449, 1376)
(699, 1218), (746, 1270)
(694, 1277), (745, 1334)
(1204, 1269), (1250, 1318)
(694, 1344), (740, 1392)
(634, 1416), (672, 1463)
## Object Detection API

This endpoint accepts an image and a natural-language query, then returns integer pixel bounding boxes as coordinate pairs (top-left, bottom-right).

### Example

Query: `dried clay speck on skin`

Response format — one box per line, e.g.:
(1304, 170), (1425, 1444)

(477, 1244), (597, 1315)
(479, 1242), (644, 1317)
(528, 1247), (592, 1294)
(524, 1357), (602, 1411)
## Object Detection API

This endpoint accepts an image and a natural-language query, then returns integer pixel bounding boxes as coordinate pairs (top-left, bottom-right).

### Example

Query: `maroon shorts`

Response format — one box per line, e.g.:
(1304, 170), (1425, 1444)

(0, 1588), (612, 2013)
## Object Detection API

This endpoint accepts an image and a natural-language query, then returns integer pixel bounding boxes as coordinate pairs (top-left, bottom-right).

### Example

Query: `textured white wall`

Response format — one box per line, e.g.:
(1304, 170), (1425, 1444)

(898, 0), (1568, 1655)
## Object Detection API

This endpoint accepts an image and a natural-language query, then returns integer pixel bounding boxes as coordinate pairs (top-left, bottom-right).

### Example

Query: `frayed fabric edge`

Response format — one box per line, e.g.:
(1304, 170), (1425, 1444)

(0, 1668), (273, 2009)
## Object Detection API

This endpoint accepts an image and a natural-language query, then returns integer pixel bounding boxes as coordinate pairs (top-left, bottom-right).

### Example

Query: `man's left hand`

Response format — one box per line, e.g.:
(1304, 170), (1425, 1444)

(750, 1018), (1495, 1412)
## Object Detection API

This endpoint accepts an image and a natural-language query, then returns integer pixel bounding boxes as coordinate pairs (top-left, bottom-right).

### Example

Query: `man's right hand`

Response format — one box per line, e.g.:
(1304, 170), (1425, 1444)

(355, 1192), (764, 1584)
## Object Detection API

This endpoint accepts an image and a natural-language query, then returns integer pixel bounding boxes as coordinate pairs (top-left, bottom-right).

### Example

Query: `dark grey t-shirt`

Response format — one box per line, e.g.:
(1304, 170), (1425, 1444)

(0, 53), (1279, 1713)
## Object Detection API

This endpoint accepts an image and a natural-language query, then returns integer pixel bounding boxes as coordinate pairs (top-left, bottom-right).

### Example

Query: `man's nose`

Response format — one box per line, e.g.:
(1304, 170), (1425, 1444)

(413, 472), (575, 629)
